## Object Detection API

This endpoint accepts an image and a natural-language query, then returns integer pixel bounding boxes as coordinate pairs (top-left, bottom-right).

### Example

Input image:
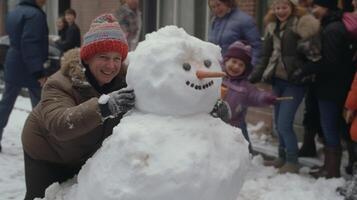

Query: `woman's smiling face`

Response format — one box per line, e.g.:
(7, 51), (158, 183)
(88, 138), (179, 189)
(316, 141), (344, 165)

(86, 52), (122, 86)
(273, 1), (293, 22)
(209, 0), (231, 18)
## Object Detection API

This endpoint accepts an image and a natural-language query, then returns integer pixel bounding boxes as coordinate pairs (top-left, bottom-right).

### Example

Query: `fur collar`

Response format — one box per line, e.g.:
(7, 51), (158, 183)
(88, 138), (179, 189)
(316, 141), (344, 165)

(59, 48), (91, 88)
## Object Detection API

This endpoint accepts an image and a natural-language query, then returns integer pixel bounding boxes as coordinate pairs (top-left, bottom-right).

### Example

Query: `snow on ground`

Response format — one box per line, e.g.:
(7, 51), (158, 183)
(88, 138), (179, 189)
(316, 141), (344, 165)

(0, 95), (346, 200)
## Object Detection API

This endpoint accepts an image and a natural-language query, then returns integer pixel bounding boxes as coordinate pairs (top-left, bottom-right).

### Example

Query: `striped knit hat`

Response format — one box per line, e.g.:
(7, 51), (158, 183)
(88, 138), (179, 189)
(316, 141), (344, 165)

(80, 13), (128, 61)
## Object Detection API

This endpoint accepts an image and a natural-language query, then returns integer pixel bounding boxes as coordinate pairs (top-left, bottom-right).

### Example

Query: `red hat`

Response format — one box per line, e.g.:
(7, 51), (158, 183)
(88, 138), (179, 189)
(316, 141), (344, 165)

(80, 13), (128, 61)
(224, 41), (252, 66)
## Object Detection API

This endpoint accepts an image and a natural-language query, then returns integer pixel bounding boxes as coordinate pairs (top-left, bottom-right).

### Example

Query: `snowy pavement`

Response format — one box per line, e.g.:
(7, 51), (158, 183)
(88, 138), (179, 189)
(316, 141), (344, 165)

(0, 95), (346, 200)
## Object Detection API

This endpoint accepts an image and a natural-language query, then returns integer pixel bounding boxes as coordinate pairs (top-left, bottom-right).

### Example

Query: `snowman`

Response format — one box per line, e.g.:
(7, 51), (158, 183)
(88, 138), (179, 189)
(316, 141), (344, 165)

(40, 26), (250, 200)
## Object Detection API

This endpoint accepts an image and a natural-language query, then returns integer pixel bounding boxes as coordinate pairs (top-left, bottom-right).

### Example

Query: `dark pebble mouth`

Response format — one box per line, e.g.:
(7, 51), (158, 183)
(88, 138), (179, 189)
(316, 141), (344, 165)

(185, 80), (214, 90)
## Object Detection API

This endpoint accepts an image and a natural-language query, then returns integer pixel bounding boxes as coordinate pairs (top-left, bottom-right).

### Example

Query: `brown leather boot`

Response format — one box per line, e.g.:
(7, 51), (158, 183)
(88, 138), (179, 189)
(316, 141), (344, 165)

(310, 147), (342, 178)
(264, 158), (285, 168)
(278, 162), (299, 174)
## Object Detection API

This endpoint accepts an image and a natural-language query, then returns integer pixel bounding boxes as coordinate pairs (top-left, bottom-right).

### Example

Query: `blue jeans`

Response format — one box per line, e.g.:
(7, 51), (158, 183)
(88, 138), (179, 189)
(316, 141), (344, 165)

(318, 100), (347, 148)
(272, 79), (305, 163)
(0, 82), (41, 141)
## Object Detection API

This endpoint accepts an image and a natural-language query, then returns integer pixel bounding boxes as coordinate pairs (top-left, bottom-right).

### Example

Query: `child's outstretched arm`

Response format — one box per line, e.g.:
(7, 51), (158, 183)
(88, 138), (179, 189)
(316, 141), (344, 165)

(244, 83), (277, 107)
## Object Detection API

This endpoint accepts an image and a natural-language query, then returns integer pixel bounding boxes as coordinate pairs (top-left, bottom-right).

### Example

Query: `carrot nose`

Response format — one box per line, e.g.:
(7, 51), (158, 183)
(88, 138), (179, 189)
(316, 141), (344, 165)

(196, 70), (226, 80)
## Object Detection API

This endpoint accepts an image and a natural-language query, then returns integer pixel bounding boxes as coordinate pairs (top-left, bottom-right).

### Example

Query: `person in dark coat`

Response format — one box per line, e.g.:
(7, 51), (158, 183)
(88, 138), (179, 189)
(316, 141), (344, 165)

(298, 0), (324, 159)
(208, 0), (262, 66)
(309, 0), (356, 178)
(21, 13), (135, 200)
(221, 41), (277, 153)
(55, 8), (81, 53)
(0, 0), (48, 152)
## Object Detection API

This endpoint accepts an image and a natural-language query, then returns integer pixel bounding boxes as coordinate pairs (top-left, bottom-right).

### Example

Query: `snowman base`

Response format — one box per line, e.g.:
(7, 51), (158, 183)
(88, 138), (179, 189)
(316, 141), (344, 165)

(40, 112), (250, 200)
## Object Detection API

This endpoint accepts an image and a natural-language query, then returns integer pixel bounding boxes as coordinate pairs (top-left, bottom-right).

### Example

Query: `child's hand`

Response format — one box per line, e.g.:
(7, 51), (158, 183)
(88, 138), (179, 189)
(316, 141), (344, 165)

(264, 95), (277, 105)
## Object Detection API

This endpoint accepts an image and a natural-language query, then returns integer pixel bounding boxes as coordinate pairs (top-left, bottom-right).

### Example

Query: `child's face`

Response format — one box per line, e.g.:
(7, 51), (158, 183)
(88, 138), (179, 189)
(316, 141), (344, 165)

(65, 14), (75, 24)
(225, 58), (246, 77)
(273, 1), (292, 22)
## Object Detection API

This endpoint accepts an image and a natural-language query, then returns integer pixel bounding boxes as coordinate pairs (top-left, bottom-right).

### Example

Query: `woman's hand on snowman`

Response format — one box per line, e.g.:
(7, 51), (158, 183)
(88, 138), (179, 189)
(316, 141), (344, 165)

(98, 88), (135, 120)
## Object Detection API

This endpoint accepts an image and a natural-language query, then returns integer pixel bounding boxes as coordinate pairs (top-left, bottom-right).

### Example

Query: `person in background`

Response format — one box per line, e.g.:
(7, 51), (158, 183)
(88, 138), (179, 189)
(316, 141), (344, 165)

(114, 0), (142, 51)
(56, 16), (68, 41)
(249, 0), (321, 174)
(308, 0), (356, 178)
(21, 13), (135, 199)
(297, 0), (324, 159)
(207, 0), (262, 66)
(221, 41), (277, 153)
(0, 0), (48, 152)
(55, 8), (81, 53)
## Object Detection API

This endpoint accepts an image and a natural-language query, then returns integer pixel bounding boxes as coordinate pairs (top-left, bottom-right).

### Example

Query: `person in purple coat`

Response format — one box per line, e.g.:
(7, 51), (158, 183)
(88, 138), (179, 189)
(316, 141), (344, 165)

(221, 41), (277, 153)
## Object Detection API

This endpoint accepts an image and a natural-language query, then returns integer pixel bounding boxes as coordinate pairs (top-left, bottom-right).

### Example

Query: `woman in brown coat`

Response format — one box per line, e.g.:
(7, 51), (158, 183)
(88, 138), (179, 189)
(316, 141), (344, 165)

(21, 14), (135, 200)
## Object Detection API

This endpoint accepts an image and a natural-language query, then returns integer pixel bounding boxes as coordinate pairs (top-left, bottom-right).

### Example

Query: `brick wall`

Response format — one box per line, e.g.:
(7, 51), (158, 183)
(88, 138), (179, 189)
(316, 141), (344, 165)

(236, 0), (257, 18)
(71, 0), (119, 36)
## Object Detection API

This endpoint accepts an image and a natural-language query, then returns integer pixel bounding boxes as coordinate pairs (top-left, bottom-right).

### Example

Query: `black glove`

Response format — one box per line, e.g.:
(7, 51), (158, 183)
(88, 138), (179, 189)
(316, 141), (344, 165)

(210, 99), (231, 123)
(99, 88), (135, 119)
(290, 68), (303, 83)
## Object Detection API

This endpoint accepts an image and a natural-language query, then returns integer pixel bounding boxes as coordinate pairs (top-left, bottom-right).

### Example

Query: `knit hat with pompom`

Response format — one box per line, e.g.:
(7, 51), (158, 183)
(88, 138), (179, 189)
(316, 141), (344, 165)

(80, 13), (128, 61)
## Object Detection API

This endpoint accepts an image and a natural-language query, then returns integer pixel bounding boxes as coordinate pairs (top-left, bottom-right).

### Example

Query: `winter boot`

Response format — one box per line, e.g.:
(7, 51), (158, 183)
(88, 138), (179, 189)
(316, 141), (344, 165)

(298, 129), (317, 157)
(264, 148), (285, 168)
(264, 158), (285, 168)
(310, 147), (342, 178)
(278, 162), (300, 174)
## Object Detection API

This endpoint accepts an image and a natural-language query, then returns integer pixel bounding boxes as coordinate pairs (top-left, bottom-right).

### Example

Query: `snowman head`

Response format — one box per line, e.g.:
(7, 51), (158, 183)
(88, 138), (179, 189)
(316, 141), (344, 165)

(126, 26), (224, 116)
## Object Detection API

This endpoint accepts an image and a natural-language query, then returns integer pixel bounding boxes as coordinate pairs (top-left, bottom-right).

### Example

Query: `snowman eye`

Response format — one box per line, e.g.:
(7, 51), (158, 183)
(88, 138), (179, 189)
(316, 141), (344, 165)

(182, 63), (191, 71)
(204, 60), (212, 68)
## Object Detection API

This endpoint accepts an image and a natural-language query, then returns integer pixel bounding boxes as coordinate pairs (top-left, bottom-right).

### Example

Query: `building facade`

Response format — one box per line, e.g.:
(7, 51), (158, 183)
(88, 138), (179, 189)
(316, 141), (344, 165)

(0, 0), (273, 38)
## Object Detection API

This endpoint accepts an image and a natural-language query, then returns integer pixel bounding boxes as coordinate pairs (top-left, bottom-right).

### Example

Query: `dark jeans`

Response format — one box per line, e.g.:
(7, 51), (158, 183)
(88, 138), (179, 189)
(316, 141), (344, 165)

(318, 100), (348, 148)
(303, 85), (323, 135)
(24, 152), (81, 200)
(0, 82), (41, 141)
(272, 79), (305, 163)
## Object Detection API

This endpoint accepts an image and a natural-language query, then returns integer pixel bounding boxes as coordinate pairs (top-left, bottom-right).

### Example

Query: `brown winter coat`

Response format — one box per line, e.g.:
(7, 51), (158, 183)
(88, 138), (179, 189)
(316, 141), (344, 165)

(22, 49), (127, 166)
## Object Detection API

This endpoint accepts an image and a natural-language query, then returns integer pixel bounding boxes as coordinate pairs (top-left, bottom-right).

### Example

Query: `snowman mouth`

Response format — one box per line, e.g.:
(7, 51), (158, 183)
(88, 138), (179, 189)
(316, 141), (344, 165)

(185, 80), (214, 90)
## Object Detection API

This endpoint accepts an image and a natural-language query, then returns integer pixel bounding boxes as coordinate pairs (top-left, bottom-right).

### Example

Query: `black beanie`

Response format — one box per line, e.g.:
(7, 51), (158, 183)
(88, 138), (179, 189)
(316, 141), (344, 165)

(313, 0), (338, 9)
